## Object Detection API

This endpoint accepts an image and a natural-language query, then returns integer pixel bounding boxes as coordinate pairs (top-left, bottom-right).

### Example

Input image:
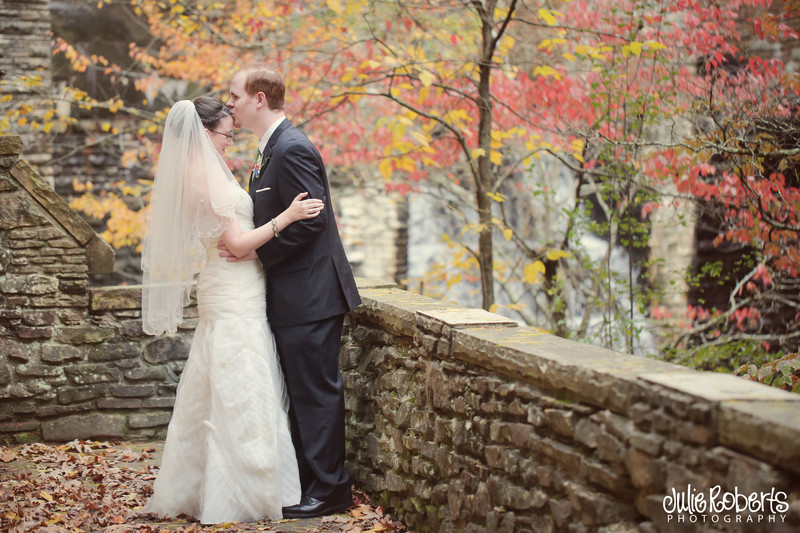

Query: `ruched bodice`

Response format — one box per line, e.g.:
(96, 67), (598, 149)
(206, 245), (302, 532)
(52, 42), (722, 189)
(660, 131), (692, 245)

(145, 181), (300, 524)
(197, 184), (266, 321)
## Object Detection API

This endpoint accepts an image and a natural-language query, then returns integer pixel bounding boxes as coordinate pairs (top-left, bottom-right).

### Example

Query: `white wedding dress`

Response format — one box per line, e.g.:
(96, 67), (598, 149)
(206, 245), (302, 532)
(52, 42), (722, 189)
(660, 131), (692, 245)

(145, 183), (301, 524)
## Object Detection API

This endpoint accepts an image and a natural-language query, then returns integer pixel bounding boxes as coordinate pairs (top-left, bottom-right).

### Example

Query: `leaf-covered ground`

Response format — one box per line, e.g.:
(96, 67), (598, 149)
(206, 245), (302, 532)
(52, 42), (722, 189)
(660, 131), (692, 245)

(0, 441), (406, 533)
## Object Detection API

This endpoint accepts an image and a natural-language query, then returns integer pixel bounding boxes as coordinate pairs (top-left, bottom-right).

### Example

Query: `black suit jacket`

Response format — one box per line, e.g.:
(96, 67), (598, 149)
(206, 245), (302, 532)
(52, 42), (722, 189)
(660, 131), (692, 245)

(249, 120), (361, 327)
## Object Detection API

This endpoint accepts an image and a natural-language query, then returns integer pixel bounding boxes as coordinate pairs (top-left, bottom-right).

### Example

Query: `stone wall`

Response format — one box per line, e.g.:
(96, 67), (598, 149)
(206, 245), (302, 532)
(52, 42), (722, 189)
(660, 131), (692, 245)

(338, 183), (408, 284)
(343, 281), (800, 532)
(0, 135), (194, 442)
(0, 0), (54, 183)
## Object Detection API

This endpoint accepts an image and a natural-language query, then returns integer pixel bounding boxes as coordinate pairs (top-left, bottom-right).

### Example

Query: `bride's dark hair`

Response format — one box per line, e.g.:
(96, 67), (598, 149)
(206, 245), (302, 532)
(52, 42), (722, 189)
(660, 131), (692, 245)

(193, 96), (232, 130)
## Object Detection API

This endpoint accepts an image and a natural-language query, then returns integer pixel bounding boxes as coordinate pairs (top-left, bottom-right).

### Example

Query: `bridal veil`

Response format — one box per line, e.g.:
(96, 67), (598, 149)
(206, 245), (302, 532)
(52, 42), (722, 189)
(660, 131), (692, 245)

(141, 100), (239, 335)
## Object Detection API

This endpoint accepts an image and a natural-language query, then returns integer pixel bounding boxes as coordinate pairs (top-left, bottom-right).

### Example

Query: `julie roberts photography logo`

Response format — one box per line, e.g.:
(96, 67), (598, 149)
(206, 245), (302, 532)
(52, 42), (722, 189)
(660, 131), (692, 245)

(662, 484), (789, 525)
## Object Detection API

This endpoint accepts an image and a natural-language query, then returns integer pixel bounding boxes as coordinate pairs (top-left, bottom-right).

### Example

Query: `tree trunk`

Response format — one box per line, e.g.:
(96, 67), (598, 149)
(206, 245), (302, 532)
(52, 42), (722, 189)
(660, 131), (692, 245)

(476, 2), (496, 311)
(476, 181), (494, 310)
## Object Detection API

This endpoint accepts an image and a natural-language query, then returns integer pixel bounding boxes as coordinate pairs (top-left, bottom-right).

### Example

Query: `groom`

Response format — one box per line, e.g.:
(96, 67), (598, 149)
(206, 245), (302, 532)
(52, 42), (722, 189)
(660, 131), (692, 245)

(227, 63), (361, 518)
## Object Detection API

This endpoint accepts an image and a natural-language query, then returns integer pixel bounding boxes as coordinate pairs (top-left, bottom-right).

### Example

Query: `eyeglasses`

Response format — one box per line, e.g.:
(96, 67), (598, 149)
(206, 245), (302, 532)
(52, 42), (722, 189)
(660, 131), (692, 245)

(208, 129), (234, 140)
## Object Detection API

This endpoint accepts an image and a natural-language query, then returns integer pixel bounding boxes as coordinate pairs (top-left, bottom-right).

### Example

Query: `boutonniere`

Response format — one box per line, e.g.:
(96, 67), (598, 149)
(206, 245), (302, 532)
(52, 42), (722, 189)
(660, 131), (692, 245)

(251, 156), (270, 181)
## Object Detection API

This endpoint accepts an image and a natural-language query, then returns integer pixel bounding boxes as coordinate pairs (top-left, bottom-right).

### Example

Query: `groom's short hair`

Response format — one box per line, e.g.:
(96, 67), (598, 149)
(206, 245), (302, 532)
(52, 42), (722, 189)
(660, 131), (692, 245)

(240, 63), (285, 111)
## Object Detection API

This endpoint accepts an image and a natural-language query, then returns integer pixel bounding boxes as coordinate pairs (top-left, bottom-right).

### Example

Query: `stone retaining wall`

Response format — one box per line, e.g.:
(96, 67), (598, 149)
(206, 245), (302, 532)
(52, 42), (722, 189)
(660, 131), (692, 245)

(0, 135), (193, 442)
(343, 281), (800, 532)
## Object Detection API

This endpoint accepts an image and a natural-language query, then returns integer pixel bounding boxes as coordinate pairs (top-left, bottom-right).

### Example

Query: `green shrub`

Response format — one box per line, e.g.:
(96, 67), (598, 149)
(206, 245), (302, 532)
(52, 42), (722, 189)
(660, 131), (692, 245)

(735, 353), (800, 393)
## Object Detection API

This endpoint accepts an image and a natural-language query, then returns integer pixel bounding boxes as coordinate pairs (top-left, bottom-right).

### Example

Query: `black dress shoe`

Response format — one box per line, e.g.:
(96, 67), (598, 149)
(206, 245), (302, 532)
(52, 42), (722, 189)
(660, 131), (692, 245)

(282, 494), (352, 519)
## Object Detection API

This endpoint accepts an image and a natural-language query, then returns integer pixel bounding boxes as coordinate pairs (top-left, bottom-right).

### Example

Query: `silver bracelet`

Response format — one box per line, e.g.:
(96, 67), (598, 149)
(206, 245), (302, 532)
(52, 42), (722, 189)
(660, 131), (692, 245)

(271, 218), (280, 239)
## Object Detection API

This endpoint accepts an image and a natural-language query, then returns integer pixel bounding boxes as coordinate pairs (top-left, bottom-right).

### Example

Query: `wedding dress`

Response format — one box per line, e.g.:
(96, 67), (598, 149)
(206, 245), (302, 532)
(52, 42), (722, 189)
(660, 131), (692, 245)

(144, 181), (301, 524)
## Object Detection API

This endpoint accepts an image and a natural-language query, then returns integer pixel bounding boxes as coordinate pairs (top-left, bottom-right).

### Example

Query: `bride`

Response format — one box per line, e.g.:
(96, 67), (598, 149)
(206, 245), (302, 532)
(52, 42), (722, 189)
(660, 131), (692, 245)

(140, 97), (319, 523)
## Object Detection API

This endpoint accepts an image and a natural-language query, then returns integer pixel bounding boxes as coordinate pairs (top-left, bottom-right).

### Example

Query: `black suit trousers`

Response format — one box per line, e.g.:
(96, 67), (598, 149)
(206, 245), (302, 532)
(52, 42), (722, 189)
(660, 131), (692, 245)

(271, 314), (351, 502)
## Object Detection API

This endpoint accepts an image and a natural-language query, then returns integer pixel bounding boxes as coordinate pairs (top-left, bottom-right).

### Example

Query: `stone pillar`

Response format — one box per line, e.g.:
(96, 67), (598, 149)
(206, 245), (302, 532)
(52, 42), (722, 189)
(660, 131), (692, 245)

(648, 184), (695, 343)
(0, 0), (54, 184)
(337, 183), (408, 285)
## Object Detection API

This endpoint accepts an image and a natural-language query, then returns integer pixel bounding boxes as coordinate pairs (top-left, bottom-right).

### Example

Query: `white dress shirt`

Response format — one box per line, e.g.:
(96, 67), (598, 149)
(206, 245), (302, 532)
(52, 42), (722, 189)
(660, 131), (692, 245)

(258, 116), (286, 155)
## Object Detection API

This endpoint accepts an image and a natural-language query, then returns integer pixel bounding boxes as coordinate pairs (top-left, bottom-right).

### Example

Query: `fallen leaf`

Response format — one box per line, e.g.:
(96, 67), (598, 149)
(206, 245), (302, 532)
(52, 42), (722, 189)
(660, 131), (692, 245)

(322, 514), (350, 524)
(0, 448), (17, 462)
(1, 442), (406, 532)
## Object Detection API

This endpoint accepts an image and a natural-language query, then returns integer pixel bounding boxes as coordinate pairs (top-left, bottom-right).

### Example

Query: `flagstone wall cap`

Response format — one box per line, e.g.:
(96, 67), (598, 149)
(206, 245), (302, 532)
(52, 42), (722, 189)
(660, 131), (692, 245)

(355, 277), (398, 290)
(353, 281), (800, 429)
(10, 160), (95, 245)
(720, 400), (800, 475)
(8, 158), (114, 274)
(640, 371), (800, 402)
(419, 307), (519, 328)
(448, 326), (695, 414)
(356, 285), (463, 335)
(86, 234), (115, 274)
(0, 135), (22, 156)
